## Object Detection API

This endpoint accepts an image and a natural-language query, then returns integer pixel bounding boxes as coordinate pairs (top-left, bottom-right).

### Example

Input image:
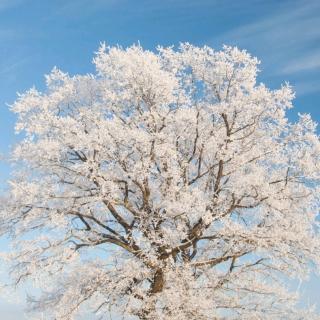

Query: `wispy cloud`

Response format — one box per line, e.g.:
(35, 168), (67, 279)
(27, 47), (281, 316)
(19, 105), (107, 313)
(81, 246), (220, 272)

(281, 50), (320, 75)
(0, 0), (24, 12)
(55, 0), (120, 19)
(212, 0), (320, 95)
(215, 1), (319, 66)
(292, 79), (320, 96)
(0, 57), (29, 77)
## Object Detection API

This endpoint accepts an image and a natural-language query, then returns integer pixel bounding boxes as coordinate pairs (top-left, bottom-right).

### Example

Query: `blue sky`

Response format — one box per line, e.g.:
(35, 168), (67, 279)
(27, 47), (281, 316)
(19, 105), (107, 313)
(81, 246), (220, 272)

(0, 0), (319, 318)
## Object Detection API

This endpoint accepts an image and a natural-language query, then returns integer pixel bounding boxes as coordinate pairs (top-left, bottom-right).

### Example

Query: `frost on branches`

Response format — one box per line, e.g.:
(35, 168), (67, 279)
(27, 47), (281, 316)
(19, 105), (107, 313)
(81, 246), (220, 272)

(1, 43), (320, 319)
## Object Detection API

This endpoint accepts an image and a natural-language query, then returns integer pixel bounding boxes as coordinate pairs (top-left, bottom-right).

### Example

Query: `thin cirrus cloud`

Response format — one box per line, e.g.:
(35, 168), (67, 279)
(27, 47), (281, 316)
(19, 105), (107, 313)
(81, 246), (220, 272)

(0, 0), (24, 11)
(212, 0), (320, 94)
(0, 57), (29, 78)
(291, 79), (320, 96)
(55, 0), (120, 18)
(281, 50), (320, 75)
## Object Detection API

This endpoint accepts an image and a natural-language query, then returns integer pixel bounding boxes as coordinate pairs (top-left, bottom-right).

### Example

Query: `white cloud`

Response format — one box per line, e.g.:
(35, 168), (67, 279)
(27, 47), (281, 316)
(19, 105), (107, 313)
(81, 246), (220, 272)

(0, 0), (24, 11)
(213, 0), (320, 74)
(293, 79), (320, 96)
(55, 0), (120, 18)
(281, 51), (320, 74)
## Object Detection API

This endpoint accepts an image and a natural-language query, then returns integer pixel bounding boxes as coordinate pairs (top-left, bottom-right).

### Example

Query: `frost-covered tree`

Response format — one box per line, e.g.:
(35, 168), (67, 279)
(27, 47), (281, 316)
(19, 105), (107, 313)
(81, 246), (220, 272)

(1, 43), (320, 319)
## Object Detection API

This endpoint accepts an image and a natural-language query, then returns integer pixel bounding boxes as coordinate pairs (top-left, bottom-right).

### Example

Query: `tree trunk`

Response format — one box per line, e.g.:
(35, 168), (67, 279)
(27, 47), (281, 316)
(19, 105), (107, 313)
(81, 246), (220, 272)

(138, 268), (165, 319)
(150, 268), (164, 293)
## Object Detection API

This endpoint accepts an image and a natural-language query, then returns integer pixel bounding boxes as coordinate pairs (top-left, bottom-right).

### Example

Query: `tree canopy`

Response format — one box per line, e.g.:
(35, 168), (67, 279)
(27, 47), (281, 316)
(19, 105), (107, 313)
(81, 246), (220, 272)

(1, 43), (320, 319)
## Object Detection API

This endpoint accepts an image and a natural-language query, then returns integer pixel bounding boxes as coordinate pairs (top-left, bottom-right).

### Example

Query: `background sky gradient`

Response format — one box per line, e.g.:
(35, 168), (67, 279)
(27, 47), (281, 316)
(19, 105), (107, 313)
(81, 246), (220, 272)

(0, 0), (319, 318)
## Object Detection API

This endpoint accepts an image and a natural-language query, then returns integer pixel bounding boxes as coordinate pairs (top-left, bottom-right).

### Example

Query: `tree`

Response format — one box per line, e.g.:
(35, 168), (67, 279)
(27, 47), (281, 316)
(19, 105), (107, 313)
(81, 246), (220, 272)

(1, 43), (320, 319)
